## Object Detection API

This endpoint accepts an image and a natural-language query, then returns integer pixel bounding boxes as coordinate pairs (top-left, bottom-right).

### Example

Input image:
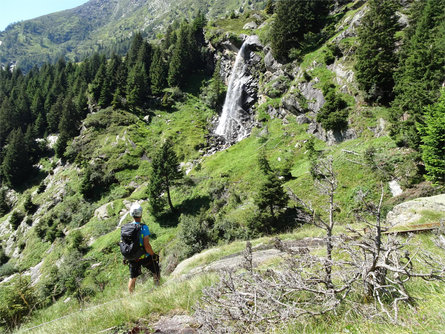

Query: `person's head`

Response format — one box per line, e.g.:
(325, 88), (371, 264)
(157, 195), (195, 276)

(130, 203), (143, 221)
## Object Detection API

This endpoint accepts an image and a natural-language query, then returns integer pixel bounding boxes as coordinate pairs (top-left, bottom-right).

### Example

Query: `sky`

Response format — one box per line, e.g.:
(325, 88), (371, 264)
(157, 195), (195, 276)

(0, 0), (90, 31)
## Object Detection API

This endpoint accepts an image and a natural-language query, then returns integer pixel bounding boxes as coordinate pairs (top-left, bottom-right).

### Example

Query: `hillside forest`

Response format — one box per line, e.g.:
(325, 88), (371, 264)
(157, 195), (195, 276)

(0, 0), (444, 333)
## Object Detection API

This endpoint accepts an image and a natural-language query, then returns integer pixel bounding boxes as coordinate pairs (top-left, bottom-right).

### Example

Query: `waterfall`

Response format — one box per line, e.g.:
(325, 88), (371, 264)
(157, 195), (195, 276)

(215, 36), (256, 142)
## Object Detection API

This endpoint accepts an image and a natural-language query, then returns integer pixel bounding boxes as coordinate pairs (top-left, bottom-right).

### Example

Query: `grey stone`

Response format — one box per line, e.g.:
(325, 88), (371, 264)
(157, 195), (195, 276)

(243, 21), (258, 30)
(298, 82), (325, 113)
(296, 115), (310, 124)
(282, 94), (304, 115)
(264, 50), (281, 72)
(386, 194), (445, 227)
(153, 315), (197, 334)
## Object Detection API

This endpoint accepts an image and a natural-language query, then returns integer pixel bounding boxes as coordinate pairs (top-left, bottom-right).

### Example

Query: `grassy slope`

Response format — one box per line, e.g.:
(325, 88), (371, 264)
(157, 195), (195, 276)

(3, 2), (444, 333)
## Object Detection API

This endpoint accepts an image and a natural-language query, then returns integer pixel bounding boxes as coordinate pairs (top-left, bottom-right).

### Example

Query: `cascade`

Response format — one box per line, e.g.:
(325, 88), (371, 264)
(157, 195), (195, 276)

(215, 36), (256, 142)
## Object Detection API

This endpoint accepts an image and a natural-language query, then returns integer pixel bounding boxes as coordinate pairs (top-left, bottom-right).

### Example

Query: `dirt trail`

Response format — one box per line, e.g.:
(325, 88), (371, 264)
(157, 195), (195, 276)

(171, 237), (325, 280)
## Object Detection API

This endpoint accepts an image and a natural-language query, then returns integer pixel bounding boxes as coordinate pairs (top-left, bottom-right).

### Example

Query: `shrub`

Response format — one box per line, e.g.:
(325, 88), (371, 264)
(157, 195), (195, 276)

(0, 246), (9, 265)
(316, 84), (349, 131)
(10, 211), (24, 230)
(0, 276), (37, 331)
(23, 194), (38, 214)
(0, 188), (10, 217)
(178, 211), (217, 258)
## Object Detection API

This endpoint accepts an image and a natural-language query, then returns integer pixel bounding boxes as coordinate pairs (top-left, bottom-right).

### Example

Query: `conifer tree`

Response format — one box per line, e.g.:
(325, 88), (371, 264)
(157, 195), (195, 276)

(126, 63), (149, 109)
(89, 63), (107, 104)
(137, 41), (152, 79)
(0, 98), (14, 148)
(1, 128), (32, 188)
(355, 0), (399, 104)
(47, 96), (64, 133)
(0, 188), (10, 217)
(168, 21), (190, 87)
(253, 154), (289, 234)
(392, 0), (445, 147)
(418, 89), (445, 184)
(270, 0), (330, 62)
(256, 154), (288, 220)
(55, 94), (79, 159)
(126, 32), (144, 69)
(149, 47), (167, 95)
(148, 139), (183, 215)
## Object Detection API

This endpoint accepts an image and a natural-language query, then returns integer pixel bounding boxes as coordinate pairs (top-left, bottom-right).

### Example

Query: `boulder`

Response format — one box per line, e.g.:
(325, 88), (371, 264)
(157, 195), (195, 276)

(243, 21), (258, 30)
(298, 82), (325, 113)
(282, 93), (304, 115)
(264, 50), (281, 72)
(152, 315), (197, 333)
(386, 194), (445, 227)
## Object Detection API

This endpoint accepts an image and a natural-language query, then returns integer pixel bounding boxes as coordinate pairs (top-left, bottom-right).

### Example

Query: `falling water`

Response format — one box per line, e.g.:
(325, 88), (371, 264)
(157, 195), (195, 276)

(215, 36), (255, 142)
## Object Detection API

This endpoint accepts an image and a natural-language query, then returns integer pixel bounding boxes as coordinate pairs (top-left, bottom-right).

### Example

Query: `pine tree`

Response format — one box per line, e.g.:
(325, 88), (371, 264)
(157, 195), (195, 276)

(1, 128), (33, 188)
(148, 139), (183, 215)
(355, 0), (399, 104)
(126, 63), (149, 109)
(168, 21), (190, 87)
(270, 0), (330, 62)
(392, 0), (445, 148)
(126, 32), (144, 69)
(255, 155), (288, 220)
(149, 47), (167, 95)
(418, 89), (445, 184)
(89, 63), (107, 104)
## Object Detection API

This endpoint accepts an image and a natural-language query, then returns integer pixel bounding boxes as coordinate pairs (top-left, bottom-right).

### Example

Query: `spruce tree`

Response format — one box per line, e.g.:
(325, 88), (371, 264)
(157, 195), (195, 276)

(355, 0), (399, 104)
(253, 154), (289, 234)
(149, 47), (167, 95)
(1, 128), (32, 188)
(148, 139), (183, 215)
(126, 32), (144, 69)
(418, 89), (445, 184)
(392, 0), (445, 147)
(270, 0), (330, 62)
(168, 21), (190, 87)
(126, 63), (149, 109)
(55, 94), (79, 159)
(89, 63), (106, 104)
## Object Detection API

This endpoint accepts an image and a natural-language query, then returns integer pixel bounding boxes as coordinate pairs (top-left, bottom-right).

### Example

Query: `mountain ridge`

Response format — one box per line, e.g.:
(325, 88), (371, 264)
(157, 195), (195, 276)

(0, 0), (266, 71)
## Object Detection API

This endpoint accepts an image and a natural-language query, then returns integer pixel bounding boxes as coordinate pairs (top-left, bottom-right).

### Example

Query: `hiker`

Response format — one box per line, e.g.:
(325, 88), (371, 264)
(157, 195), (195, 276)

(120, 203), (160, 293)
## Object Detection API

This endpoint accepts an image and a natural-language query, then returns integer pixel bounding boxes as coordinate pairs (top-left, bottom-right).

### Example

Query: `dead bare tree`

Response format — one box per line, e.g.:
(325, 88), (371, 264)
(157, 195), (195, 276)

(194, 158), (445, 332)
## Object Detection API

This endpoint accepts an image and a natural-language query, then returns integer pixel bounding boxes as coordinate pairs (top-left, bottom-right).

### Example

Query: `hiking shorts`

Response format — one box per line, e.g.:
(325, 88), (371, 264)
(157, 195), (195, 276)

(129, 256), (160, 279)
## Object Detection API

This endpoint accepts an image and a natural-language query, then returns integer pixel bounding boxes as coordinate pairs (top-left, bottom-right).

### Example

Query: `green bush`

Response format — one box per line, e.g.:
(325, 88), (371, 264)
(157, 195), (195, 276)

(24, 194), (38, 214)
(316, 84), (349, 131)
(178, 211), (217, 258)
(0, 276), (37, 331)
(0, 262), (17, 278)
(0, 246), (9, 265)
(10, 211), (24, 230)
(0, 188), (10, 217)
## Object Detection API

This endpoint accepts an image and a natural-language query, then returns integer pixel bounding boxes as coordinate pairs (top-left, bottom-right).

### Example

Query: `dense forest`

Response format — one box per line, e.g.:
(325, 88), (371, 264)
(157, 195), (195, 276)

(0, 0), (444, 332)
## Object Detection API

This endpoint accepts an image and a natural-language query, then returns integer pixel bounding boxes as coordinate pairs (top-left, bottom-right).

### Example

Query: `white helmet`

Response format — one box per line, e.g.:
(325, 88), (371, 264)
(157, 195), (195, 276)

(130, 203), (143, 217)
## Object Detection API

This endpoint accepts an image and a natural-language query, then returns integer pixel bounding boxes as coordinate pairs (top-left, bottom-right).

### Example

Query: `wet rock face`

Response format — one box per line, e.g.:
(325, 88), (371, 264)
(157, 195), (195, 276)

(214, 35), (263, 145)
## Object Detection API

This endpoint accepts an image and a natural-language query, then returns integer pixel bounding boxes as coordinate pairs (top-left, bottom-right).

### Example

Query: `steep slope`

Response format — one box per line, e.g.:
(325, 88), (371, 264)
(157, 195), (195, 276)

(1, 1), (444, 333)
(0, 0), (267, 71)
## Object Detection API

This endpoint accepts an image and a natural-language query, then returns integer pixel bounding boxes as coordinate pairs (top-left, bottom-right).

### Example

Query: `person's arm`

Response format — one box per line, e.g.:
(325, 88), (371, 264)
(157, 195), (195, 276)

(143, 236), (155, 256)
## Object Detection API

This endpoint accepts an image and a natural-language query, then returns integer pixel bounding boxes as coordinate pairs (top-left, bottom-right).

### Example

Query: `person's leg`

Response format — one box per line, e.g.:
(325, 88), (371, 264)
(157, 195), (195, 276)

(128, 261), (141, 293)
(143, 257), (161, 286)
(128, 277), (137, 293)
